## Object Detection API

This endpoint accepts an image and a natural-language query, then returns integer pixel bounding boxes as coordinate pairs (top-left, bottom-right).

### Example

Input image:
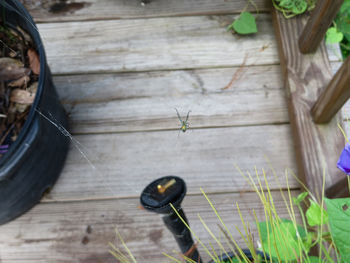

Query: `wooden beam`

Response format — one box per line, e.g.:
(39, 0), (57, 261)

(312, 56), (350, 123)
(272, 9), (347, 199)
(298, 0), (343, 54)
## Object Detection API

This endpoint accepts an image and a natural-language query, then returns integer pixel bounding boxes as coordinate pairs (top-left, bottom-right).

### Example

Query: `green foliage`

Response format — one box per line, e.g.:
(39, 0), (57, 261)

(112, 168), (350, 263)
(308, 256), (323, 263)
(305, 200), (328, 227)
(279, 0), (307, 14)
(229, 12), (258, 35)
(325, 198), (350, 263)
(292, 191), (308, 205)
(227, 1), (259, 35)
(258, 219), (308, 262)
(327, 0), (350, 58)
(273, 0), (316, 18)
(220, 257), (241, 263)
(326, 27), (344, 44)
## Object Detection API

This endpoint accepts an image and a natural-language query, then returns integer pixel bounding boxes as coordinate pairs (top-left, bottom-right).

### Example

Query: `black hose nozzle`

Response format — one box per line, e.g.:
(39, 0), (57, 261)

(140, 176), (202, 263)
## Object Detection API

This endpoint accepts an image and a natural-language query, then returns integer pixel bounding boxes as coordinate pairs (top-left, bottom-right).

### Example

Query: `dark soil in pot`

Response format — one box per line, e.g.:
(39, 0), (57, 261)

(0, 0), (70, 224)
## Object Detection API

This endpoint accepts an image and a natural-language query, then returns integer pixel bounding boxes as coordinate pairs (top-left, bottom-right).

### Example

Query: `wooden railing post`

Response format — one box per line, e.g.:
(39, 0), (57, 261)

(299, 0), (343, 53)
(272, 8), (347, 199)
(312, 56), (350, 123)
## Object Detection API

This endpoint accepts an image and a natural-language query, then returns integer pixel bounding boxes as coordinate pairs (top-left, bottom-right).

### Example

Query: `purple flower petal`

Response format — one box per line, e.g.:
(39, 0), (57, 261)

(338, 144), (350, 175)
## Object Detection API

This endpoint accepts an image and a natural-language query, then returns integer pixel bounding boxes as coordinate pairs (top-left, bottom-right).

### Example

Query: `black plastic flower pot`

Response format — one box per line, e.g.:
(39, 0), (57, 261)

(208, 250), (269, 263)
(0, 0), (70, 224)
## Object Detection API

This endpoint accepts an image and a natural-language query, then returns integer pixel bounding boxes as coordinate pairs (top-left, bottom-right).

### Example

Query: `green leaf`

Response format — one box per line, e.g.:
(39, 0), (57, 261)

(303, 232), (314, 251)
(279, 0), (294, 9)
(338, 22), (350, 42)
(308, 256), (322, 263)
(306, 200), (328, 226)
(232, 12), (258, 35)
(340, 0), (350, 13)
(258, 219), (308, 261)
(278, 0), (308, 14)
(291, 0), (308, 14)
(335, 13), (350, 42)
(220, 257), (241, 263)
(326, 27), (344, 44)
(325, 198), (350, 262)
(293, 192), (308, 205)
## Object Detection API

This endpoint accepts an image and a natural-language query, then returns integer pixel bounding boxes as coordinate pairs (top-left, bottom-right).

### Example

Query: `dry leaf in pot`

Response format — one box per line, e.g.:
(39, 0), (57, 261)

(0, 58), (30, 82)
(27, 48), (40, 75)
(8, 75), (30, 88)
(10, 88), (36, 105)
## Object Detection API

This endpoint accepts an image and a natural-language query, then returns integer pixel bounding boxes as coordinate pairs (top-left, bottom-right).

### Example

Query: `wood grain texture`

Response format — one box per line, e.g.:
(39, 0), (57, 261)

(52, 61), (342, 134)
(21, 0), (271, 22)
(298, 0), (344, 53)
(0, 191), (300, 263)
(38, 14), (279, 74)
(53, 62), (341, 135)
(44, 125), (298, 201)
(272, 9), (346, 198)
(53, 65), (289, 134)
(312, 56), (350, 123)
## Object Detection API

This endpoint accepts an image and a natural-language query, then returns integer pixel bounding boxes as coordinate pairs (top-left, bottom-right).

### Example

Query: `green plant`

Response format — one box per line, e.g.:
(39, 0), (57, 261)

(227, 0), (316, 36)
(227, 11), (258, 35)
(110, 171), (347, 262)
(227, 1), (258, 35)
(272, 0), (316, 18)
(110, 127), (350, 263)
(326, 0), (350, 59)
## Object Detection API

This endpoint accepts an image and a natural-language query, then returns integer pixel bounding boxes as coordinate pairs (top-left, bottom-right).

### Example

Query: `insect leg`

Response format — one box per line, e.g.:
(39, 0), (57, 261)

(185, 110), (191, 123)
(175, 108), (183, 124)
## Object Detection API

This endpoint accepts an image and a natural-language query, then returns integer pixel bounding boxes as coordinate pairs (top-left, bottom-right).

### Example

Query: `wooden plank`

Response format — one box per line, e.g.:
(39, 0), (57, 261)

(53, 61), (343, 134)
(0, 191), (300, 263)
(299, 0), (344, 53)
(38, 14), (279, 74)
(45, 125), (298, 201)
(57, 66), (282, 104)
(272, 9), (346, 199)
(53, 65), (289, 134)
(23, 0), (271, 22)
(312, 56), (350, 123)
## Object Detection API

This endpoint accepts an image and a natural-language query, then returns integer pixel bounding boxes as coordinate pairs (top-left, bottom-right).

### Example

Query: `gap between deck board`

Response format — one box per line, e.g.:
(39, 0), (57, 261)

(24, 0), (271, 23)
(41, 187), (301, 203)
(55, 65), (283, 106)
(1, 191), (300, 263)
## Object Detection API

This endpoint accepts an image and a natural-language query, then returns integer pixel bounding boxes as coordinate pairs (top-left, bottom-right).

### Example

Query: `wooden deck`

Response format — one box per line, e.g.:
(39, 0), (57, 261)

(0, 1), (346, 262)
